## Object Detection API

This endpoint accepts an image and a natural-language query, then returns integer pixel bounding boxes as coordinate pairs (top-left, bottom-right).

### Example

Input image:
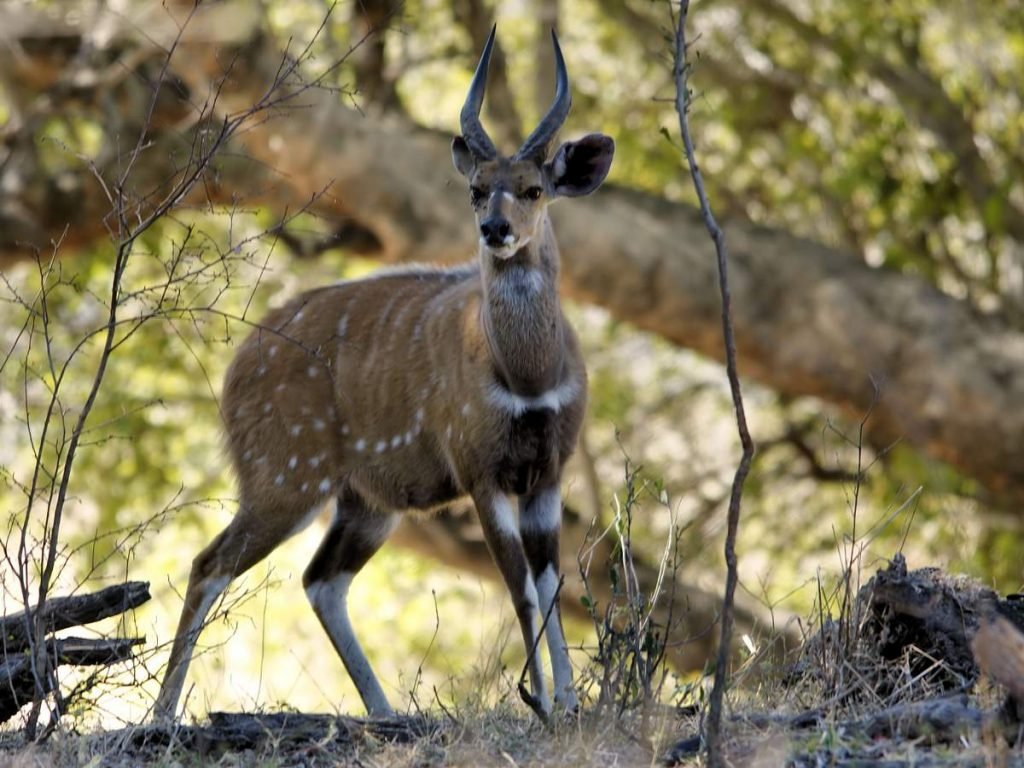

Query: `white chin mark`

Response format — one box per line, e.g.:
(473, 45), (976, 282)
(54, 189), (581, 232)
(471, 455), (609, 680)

(481, 236), (530, 260)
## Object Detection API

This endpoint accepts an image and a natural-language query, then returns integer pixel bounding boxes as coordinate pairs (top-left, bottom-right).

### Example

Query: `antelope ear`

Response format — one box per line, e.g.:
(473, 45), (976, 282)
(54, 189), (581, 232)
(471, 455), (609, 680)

(544, 133), (614, 197)
(452, 136), (476, 178)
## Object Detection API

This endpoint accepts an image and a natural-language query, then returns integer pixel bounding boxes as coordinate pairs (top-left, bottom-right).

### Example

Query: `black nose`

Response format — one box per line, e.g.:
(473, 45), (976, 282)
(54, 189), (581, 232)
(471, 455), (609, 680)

(480, 217), (512, 247)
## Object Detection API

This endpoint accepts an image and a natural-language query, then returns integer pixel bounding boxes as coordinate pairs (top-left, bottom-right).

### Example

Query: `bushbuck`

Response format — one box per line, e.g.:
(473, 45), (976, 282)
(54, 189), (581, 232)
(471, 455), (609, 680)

(155, 27), (614, 721)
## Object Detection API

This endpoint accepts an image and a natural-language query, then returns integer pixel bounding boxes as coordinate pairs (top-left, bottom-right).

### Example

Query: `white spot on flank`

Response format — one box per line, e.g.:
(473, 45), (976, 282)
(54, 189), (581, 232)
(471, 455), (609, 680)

(275, 474), (285, 486)
(341, 423), (350, 435)
(355, 439), (366, 452)
(301, 405), (311, 415)
(485, 376), (580, 416)
(319, 478), (331, 493)
(269, 345), (278, 357)
(415, 407), (425, 422)
(375, 441), (387, 453)
(390, 435), (402, 449)
(308, 366), (318, 378)
(309, 455), (321, 468)
(313, 418), (326, 431)
(404, 431), (413, 445)
(420, 387), (428, 400)
(276, 383), (286, 393)
(461, 403), (471, 417)
(288, 455), (298, 470)
(255, 456), (267, 464)
(445, 424), (453, 440)
(263, 402), (273, 414)
(290, 424), (302, 436)
(337, 314), (348, 337)
(235, 405), (247, 418)
(301, 482), (309, 492)
(243, 450), (253, 461)
(257, 365), (267, 376)
(294, 309), (305, 322)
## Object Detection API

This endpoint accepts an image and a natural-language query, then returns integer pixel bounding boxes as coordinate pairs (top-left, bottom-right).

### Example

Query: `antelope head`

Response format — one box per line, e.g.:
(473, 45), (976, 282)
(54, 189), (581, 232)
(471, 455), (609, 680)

(451, 27), (615, 262)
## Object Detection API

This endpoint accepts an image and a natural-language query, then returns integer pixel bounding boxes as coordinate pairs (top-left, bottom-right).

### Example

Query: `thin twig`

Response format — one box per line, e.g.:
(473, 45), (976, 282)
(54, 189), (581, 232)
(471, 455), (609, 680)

(671, 2), (756, 765)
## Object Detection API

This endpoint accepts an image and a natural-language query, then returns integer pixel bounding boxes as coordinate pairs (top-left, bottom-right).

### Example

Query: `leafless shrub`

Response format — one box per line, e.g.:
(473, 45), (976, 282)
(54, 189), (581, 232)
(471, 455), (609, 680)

(575, 450), (683, 741)
(0, 2), (365, 737)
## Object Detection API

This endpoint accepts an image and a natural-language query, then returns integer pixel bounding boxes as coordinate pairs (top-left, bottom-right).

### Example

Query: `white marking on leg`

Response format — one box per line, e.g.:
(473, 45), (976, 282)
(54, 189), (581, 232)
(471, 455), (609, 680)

(536, 564), (576, 709)
(520, 488), (562, 534)
(491, 494), (518, 537)
(523, 571), (552, 714)
(187, 575), (231, 641)
(159, 574), (230, 716)
(306, 572), (393, 716)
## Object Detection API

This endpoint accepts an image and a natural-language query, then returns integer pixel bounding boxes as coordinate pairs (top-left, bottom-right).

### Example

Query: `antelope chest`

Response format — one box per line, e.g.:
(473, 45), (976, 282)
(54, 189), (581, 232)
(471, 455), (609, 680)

(492, 407), (562, 496)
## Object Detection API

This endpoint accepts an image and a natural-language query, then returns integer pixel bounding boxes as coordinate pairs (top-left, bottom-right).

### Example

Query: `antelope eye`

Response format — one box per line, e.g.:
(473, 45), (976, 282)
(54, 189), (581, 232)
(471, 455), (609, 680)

(522, 186), (543, 201)
(469, 186), (485, 204)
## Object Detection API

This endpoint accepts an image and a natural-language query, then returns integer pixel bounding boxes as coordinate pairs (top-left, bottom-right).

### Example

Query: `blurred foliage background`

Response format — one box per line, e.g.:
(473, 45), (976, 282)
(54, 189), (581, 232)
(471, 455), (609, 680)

(1, 0), (1022, 723)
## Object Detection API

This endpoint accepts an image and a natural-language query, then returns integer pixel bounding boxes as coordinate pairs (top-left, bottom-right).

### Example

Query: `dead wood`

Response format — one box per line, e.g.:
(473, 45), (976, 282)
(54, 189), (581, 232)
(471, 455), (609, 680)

(1, 582), (151, 654)
(0, 636), (144, 722)
(122, 712), (439, 760)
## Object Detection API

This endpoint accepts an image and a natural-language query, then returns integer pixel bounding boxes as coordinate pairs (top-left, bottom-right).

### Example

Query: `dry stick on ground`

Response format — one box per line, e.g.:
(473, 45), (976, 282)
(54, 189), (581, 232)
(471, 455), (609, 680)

(671, 2), (756, 765)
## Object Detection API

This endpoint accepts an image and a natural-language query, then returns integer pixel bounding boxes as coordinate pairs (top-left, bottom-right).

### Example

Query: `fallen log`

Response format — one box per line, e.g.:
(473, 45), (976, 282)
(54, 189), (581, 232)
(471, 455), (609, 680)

(1, 582), (151, 653)
(121, 712), (440, 761)
(0, 581), (150, 724)
(0, 636), (144, 722)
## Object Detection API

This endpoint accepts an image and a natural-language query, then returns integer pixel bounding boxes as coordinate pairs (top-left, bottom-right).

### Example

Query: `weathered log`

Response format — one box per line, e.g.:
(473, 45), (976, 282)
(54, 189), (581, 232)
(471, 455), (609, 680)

(0, 636), (144, 722)
(123, 712), (438, 758)
(1, 581), (151, 654)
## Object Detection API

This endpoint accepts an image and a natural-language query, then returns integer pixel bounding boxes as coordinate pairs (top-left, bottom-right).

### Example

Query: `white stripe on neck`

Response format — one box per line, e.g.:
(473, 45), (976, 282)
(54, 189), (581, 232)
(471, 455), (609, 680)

(485, 376), (580, 416)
